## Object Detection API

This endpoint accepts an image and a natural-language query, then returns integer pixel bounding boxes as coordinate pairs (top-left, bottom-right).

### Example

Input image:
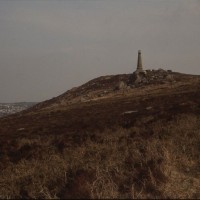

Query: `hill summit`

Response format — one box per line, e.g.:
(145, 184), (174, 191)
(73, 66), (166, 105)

(29, 50), (188, 111)
(31, 68), (190, 112)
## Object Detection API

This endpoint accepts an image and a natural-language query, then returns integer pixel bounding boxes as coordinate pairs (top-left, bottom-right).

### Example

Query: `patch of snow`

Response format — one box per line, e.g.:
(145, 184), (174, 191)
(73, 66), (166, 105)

(122, 110), (138, 114)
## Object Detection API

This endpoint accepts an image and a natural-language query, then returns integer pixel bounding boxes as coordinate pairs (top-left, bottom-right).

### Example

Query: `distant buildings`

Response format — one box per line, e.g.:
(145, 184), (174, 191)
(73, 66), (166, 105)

(0, 103), (36, 117)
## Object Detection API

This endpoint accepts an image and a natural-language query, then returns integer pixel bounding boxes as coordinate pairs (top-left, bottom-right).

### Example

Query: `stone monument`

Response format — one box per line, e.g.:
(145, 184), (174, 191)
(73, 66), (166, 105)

(136, 50), (143, 72)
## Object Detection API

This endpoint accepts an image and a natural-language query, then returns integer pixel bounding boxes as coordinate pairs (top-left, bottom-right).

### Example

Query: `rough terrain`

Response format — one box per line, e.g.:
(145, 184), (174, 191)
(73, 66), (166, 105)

(0, 70), (200, 199)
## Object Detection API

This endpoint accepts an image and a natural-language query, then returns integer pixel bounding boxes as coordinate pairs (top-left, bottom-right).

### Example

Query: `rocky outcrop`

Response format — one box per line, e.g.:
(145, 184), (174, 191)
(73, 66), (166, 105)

(129, 69), (174, 86)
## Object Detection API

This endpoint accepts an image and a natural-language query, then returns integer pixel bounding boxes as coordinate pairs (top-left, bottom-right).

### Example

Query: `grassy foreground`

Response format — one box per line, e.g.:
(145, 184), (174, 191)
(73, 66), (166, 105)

(0, 113), (199, 199)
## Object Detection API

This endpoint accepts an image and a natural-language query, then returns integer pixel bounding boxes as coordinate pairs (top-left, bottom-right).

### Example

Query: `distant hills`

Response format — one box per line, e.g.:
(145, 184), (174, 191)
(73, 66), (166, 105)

(0, 102), (37, 117)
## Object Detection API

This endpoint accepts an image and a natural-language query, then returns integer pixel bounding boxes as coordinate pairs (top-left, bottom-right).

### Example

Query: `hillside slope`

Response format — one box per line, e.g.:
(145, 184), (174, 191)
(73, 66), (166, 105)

(0, 71), (200, 199)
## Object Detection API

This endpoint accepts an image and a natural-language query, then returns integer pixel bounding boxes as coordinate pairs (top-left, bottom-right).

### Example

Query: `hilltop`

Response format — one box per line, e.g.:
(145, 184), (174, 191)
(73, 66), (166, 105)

(26, 69), (194, 111)
(0, 69), (200, 199)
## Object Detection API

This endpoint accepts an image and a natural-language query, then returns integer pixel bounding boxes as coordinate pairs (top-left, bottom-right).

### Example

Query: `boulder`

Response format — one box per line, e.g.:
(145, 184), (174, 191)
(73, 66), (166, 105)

(115, 81), (127, 90)
(80, 97), (87, 102)
(166, 74), (174, 81)
(119, 81), (127, 89)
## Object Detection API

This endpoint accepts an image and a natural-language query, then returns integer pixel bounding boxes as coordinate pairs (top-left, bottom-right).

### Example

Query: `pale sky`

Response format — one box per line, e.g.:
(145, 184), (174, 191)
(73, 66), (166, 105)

(0, 0), (200, 102)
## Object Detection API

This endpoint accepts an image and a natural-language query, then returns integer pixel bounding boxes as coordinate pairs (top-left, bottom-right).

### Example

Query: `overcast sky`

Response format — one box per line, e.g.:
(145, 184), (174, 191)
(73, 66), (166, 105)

(0, 0), (200, 102)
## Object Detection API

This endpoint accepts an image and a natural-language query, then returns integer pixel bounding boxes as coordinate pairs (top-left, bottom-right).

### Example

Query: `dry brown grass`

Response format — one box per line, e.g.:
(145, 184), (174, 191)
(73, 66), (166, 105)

(0, 114), (199, 199)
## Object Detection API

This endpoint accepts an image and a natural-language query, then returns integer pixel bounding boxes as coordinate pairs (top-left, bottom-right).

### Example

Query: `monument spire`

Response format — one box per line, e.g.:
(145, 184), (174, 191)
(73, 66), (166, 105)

(137, 50), (143, 71)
